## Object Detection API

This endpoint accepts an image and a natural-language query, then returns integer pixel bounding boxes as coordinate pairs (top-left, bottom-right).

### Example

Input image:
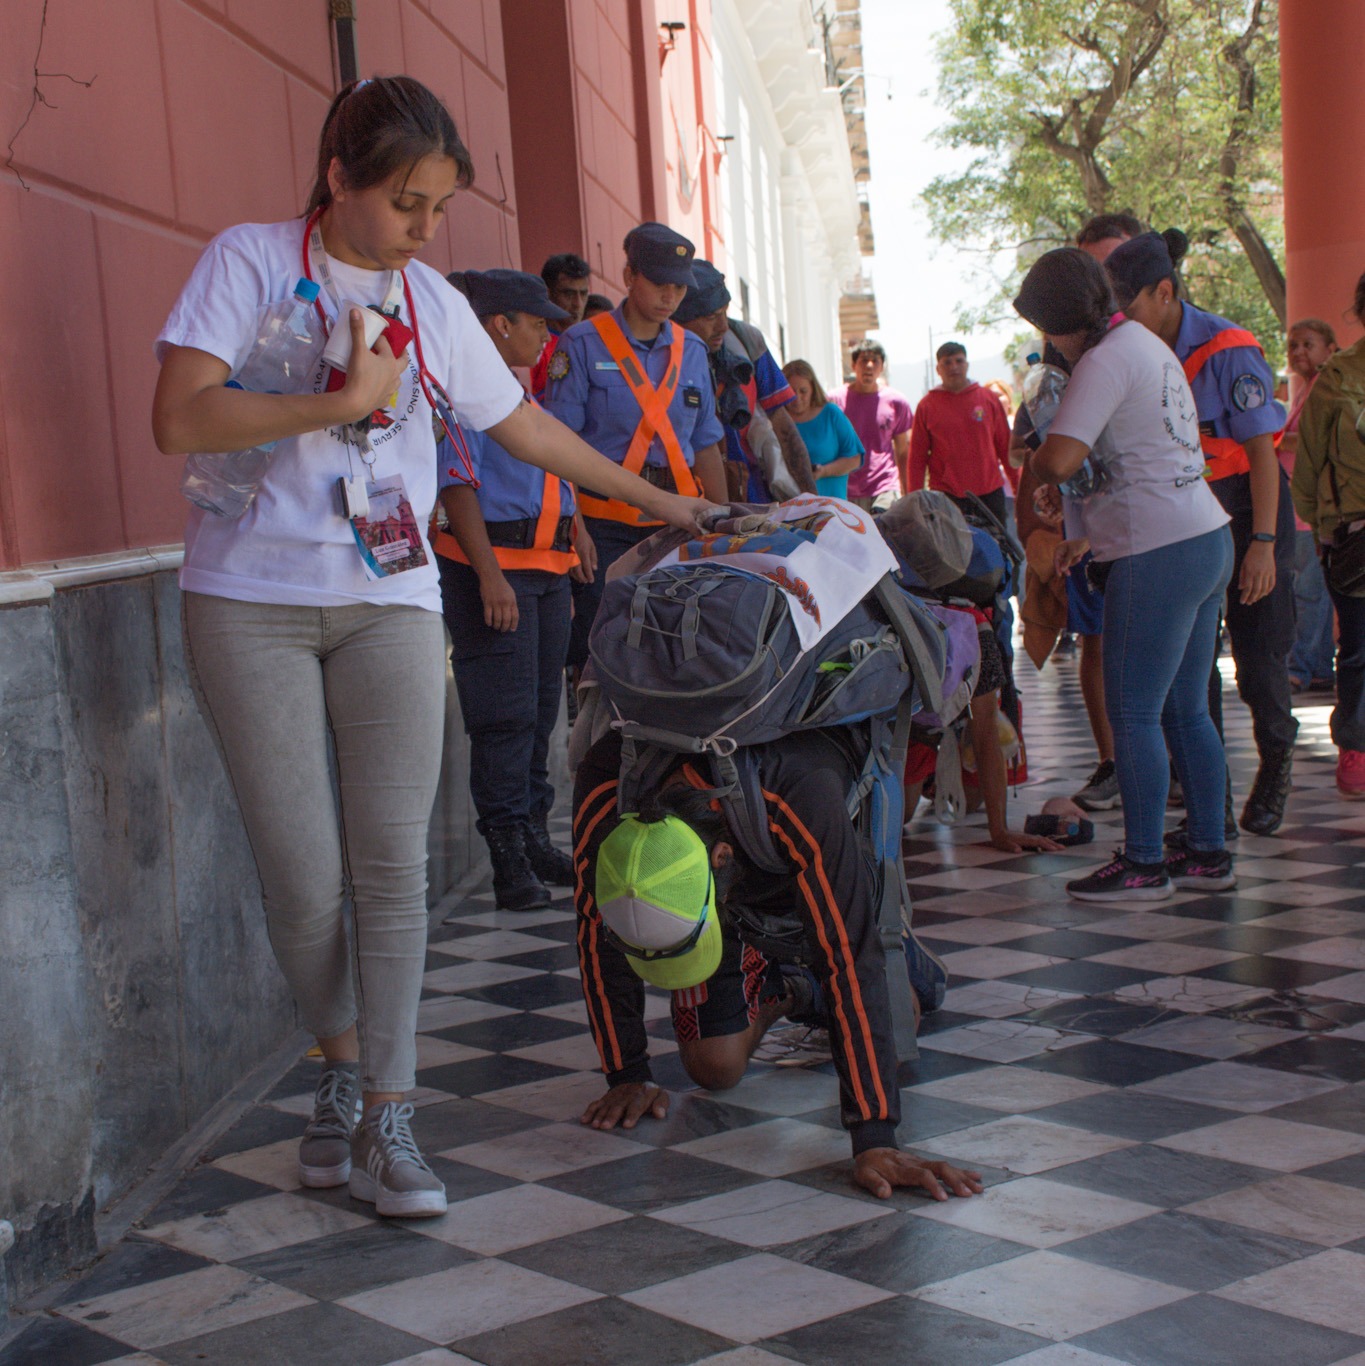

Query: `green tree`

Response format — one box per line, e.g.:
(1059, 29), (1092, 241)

(926, 0), (1285, 360)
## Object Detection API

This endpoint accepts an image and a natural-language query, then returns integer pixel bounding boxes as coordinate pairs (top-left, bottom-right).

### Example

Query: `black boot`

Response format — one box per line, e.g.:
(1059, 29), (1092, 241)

(1241, 745), (1294, 836)
(1164, 767), (1238, 849)
(485, 825), (551, 911)
(523, 821), (575, 887)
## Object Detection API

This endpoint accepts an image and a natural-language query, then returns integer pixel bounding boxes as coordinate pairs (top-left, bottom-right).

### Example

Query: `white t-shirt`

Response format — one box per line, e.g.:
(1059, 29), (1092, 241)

(157, 219), (524, 611)
(1051, 321), (1230, 561)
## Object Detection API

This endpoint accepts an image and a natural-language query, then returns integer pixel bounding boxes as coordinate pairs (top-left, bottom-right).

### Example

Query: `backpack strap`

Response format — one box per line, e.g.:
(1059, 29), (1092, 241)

(616, 735), (695, 816)
(880, 687), (922, 1060)
(711, 750), (788, 875)
(725, 318), (767, 366)
(873, 574), (946, 718)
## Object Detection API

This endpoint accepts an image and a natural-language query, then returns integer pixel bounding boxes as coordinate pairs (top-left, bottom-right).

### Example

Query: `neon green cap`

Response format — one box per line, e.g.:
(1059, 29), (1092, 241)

(595, 814), (721, 991)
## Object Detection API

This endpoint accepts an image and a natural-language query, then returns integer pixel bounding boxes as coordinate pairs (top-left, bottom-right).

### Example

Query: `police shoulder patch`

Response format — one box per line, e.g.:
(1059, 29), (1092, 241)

(1231, 373), (1266, 411)
(547, 349), (571, 381)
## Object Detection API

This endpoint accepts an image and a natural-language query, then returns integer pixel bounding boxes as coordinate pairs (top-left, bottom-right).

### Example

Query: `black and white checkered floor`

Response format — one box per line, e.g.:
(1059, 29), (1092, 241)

(10, 660), (1365, 1366)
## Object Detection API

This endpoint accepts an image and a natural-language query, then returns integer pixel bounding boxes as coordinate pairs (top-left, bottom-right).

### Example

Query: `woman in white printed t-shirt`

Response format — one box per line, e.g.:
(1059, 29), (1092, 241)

(1013, 248), (1234, 905)
(152, 77), (713, 1219)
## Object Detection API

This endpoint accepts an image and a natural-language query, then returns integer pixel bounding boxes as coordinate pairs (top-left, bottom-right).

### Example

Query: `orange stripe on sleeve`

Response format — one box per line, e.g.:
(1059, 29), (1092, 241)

(574, 781), (625, 1072)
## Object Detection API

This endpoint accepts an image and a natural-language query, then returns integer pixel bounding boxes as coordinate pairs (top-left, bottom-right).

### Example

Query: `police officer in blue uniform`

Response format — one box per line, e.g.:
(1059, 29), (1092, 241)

(434, 269), (586, 910)
(543, 222), (728, 674)
(1107, 231), (1294, 835)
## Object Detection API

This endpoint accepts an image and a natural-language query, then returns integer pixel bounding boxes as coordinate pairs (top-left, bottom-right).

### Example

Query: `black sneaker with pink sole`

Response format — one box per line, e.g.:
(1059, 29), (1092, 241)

(1066, 850), (1172, 903)
(1165, 846), (1236, 891)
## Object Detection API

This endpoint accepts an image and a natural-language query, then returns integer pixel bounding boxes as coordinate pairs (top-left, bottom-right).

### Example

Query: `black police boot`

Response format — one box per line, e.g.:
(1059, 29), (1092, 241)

(1241, 745), (1294, 836)
(523, 820), (575, 887)
(1164, 767), (1238, 849)
(484, 825), (551, 912)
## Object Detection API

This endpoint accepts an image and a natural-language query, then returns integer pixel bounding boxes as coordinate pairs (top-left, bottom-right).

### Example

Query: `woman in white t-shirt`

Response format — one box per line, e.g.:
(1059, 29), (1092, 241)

(1013, 248), (1234, 903)
(152, 77), (712, 1219)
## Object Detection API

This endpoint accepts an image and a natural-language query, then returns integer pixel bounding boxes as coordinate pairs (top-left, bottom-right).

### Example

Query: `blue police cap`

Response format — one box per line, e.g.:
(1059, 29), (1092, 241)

(624, 221), (697, 287)
(452, 269), (571, 322)
(673, 259), (731, 324)
(1104, 232), (1176, 307)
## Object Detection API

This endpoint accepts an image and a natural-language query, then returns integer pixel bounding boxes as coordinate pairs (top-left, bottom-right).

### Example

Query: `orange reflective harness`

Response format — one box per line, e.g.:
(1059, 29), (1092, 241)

(576, 313), (699, 527)
(432, 395), (579, 574)
(1181, 327), (1266, 483)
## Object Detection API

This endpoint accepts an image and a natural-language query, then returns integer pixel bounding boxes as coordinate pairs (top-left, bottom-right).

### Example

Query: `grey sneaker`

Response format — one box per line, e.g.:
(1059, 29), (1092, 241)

(1075, 758), (1120, 811)
(298, 1063), (361, 1189)
(349, 1102), (447, 1218)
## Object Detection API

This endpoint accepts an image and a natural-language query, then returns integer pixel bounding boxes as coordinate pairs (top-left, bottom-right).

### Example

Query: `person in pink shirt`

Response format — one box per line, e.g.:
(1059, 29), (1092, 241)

(1280, 318), (1339, 690)
(908, 342), (1013, 521)
(834, 340), (914, 511)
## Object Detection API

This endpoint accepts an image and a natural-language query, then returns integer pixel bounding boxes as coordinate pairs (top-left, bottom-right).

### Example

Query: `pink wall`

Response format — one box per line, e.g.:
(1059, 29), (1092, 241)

(1281, 0), (1365, 349)
(0, 0), (519, 569)
(504, 0), (722, 303)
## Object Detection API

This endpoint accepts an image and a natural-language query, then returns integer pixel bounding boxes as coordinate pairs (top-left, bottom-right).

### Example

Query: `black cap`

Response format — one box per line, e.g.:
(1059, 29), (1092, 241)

(1013, 248), (1112, 336)
(1103, 232), (1175, 307)
(673, 259), (730, 324)
(624, 221), (697, 287)
(455, 269), (571, 322)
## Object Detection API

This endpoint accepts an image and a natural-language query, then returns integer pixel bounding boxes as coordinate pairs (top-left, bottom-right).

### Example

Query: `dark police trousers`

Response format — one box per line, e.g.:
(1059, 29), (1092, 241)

(566, 517), (654, 671)
(438, 558), (571, 832)
(1207, 468), (1299, 758)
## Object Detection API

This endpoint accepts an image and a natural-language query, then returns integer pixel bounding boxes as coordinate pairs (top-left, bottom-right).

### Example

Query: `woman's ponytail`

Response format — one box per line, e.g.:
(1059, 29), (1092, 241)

(1161, 228), (1189, 270)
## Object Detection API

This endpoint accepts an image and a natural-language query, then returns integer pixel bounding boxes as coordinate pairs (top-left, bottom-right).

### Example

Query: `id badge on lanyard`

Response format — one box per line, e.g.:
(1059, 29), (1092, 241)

(303, 212), (477, 577)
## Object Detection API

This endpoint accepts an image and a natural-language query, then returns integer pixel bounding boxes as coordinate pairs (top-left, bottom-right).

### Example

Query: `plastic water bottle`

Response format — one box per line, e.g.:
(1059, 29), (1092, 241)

(1022, 353), (1068, 443)
(1022, 353), (1108, 497)
(180, 278), (326, 518)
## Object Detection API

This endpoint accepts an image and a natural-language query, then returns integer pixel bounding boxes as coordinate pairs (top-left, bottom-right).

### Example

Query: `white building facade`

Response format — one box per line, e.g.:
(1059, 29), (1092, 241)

(710, 0), (865, 388)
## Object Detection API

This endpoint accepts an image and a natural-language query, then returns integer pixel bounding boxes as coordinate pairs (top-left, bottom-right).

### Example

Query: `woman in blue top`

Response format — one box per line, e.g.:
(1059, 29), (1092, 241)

(433, 270), (594, 913)
(783, 359), (864, 499)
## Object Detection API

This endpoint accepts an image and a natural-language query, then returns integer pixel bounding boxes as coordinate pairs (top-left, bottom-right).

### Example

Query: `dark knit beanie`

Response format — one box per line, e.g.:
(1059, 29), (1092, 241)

(1013, 248), (1113, 335)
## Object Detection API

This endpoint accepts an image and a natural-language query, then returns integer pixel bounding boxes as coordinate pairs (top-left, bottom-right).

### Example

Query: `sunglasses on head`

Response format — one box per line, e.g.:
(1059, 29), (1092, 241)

(601, 875), (713, 963)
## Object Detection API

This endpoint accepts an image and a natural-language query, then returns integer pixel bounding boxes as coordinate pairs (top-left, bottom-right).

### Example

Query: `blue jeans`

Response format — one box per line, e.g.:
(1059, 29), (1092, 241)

(1291, 528), (1336, 682)
(440, 559), (572, 831)
(1103, 526), (1235, 862)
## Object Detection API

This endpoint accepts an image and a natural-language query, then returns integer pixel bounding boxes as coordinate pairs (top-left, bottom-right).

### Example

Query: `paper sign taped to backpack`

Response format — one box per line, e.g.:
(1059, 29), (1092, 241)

(653, 496), (896, 650)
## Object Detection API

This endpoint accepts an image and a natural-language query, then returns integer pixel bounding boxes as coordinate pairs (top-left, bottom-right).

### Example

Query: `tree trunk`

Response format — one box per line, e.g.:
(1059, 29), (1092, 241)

(1226, 206), (1287, 327)
(1216, 0), (1285, 326)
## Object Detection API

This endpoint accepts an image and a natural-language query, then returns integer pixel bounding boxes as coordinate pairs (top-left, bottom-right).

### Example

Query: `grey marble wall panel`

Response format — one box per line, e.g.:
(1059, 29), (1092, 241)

(52, 579), (186, 1206)
(1, 572), (504, 1302)
(0, 602), (96, 1273)
(152, 573), (295, 1121)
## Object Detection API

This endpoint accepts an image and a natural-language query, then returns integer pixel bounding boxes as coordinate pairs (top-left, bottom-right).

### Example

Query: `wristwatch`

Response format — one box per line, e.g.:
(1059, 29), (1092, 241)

(1251, 532), (1276, 543)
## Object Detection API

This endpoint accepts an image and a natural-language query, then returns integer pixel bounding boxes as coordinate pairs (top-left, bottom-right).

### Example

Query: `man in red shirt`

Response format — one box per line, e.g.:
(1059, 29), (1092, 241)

(909, 342), (1012, 521)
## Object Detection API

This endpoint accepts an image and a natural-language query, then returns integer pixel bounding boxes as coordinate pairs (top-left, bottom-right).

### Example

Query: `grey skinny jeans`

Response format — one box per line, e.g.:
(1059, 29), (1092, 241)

(182, 592), (446, 1092)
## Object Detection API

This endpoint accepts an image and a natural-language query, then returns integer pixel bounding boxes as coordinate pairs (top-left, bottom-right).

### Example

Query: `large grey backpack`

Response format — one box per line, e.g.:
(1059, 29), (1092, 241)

(588, 554), (948, 1054)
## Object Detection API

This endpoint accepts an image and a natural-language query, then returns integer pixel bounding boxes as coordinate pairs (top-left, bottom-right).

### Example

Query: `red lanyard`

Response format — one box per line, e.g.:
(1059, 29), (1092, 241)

(300, 208), (478, 486)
